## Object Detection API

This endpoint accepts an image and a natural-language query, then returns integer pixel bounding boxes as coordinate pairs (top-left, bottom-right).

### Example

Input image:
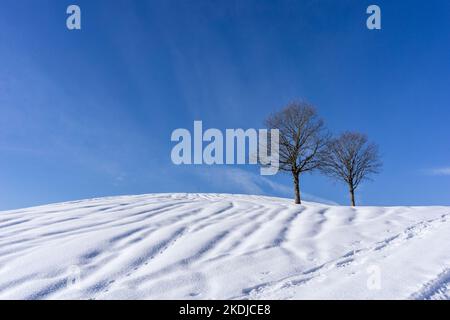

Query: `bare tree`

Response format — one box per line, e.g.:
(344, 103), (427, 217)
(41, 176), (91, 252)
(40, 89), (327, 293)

(319, 132), (382, 206)
(265, 102), (329, 204)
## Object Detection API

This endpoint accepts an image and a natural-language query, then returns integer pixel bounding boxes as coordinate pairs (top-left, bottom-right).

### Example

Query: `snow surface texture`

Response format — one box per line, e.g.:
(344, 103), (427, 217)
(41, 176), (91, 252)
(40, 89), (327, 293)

(0, 193), (449, 300)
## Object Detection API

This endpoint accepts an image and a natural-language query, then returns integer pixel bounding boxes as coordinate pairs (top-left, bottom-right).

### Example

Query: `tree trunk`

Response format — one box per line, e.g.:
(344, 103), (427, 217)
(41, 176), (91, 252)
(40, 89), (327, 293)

(293, 172), (301, 204)
(349, 186), (356, 207)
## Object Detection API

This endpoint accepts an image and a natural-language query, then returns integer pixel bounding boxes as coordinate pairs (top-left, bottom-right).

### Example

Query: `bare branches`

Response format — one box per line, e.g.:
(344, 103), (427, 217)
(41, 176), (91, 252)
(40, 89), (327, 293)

(265, 102), (329, 175)
(262, 101), (382, 206)
(264, 101), (330, 204)
(319, 132), (382, 206)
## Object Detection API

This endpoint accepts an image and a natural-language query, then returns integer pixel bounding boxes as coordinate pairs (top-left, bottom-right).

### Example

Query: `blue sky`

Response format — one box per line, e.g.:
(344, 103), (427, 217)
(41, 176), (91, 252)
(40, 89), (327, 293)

(1, 0), (449, 210)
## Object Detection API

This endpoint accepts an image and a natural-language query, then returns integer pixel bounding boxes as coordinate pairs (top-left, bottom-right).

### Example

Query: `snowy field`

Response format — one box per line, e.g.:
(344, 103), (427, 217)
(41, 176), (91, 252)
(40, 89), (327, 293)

(0, 193), (449, 300)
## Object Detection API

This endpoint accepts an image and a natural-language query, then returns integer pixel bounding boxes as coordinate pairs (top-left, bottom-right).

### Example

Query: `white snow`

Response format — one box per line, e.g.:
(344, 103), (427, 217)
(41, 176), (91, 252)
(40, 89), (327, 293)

(0, 193), (449, 300)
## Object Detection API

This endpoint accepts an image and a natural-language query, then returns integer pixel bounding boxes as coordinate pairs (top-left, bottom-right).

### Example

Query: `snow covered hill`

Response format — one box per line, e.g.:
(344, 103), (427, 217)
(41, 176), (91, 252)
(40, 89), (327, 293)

(0, 193), (449, 300)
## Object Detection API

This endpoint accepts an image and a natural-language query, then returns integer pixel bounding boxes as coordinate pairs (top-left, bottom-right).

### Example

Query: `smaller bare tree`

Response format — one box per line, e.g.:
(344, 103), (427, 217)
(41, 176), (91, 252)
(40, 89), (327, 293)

(319, 132), (382, 206)
(264, 102), (329, 204)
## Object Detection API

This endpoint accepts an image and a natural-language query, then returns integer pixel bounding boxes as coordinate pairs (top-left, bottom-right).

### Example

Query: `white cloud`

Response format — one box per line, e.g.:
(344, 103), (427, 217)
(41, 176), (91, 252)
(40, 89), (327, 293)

(425, 167), (450, 176)
(195, 167), (336, 204)
(220, 168), (265, 195)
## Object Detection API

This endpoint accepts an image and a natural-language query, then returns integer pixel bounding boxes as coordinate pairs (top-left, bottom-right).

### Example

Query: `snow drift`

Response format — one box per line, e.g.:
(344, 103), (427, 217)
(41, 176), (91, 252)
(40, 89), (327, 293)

(0, 193), (449, 300)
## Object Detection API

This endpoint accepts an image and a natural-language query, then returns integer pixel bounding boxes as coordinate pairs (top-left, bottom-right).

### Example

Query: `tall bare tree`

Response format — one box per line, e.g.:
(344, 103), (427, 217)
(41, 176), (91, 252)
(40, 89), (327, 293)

(319, 132), (382, 206)
(265, 102), (329, 204)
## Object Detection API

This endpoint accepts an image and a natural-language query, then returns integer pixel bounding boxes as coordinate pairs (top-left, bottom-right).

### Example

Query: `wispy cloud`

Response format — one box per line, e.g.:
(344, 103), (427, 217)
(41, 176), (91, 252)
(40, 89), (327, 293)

(424, 167), (450, 176)
(196, 167), (266, 195)
(195, 167), (336, 204)
(219, 168), (265, 195)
